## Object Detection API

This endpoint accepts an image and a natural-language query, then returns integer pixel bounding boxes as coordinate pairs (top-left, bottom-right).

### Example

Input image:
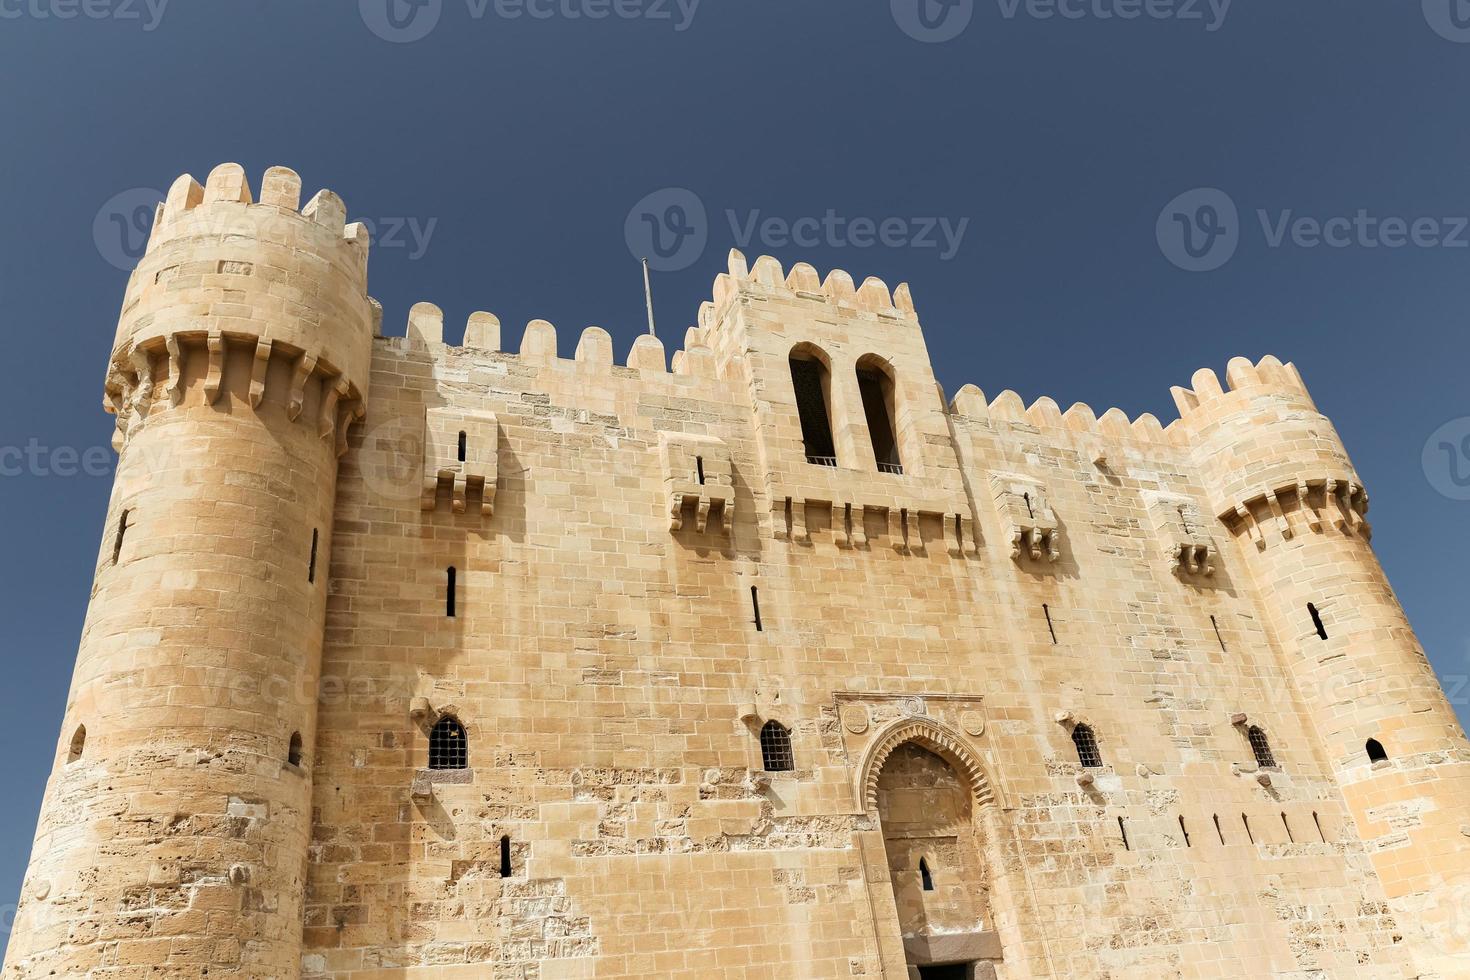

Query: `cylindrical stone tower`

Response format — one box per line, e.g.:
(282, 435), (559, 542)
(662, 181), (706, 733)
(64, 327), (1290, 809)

(2, 164), (372, 979)
(1174, 354), (1470, 972)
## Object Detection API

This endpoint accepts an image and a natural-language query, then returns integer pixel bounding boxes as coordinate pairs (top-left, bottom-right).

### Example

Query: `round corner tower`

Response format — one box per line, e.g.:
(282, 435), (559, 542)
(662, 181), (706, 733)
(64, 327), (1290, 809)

(1173, 354), (1470, 970)
(2, 164), (373, 979)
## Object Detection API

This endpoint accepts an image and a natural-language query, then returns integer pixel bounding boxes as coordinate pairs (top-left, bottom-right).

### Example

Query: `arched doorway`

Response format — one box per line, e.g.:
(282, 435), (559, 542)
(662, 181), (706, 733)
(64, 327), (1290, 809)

(874, 740), (999, 980)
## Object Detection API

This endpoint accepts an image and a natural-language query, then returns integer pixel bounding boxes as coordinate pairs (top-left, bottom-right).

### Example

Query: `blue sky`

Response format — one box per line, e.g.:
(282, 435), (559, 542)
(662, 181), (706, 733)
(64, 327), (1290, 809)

(2, 0), (1469, 952)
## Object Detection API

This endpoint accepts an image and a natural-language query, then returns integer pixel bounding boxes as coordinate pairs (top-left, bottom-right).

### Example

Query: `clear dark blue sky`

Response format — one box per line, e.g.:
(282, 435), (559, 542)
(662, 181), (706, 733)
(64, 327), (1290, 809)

(2, 0), (1469, 949)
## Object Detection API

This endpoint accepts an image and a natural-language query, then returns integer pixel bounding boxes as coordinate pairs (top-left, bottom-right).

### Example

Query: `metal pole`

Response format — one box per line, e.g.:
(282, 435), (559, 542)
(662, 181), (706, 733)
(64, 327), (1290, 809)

(642, 257), (657, 337)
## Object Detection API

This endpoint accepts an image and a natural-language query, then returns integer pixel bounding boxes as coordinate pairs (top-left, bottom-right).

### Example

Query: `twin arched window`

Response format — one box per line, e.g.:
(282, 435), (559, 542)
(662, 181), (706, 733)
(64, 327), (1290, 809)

(760, 720), (794, 772)
(429, 715), (469, 770)
(788, 346), (902, 474)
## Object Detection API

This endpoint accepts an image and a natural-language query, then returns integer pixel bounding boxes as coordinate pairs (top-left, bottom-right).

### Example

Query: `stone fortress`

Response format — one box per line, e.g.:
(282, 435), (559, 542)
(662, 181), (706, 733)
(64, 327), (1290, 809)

(3, 162), (1469, 979)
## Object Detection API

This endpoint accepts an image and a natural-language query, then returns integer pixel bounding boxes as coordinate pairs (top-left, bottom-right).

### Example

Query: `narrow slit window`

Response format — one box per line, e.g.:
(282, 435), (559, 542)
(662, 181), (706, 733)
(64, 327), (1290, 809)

(429, 716), (468, 770)
(1313, 811), (1326, 843)
(1043, 604), (1057, 644)
(457, 430), (467, 462)
(67, 725), (86, 764)
(1242, 814), (1254, 844)
(1247, 725), (1277, 769)
(1281, 812), (1294, 843)
(919, 857), (934, 891)
(1308, 602), (1328, 640)
(308, 529), (319, 584)
(1178, 815), (1191, 848)
(1023, 491), (1034, 518)
(855, 360), (902, 474)
(1211, 615), (1226, 652)
(1117, 816), (1130, 851)
(1072, 723), (1101, 768)
(288, 732), (304, 767)
(1366, 738), (1388, 763)
(446, 566), (457, 618)
(499, 835), (512, 878)
(112, 509), (130, 565)
(789, 350), (836, 466)
(751, 586), (763, 632)
(1213, 814), (1225, 845)
(695, 456), (705, 485)
(760, 720), (794, 772)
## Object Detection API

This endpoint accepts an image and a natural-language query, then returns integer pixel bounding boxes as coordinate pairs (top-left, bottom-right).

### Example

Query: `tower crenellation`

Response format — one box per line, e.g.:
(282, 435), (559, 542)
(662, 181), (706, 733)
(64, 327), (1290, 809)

(7, 165), (1469, 979)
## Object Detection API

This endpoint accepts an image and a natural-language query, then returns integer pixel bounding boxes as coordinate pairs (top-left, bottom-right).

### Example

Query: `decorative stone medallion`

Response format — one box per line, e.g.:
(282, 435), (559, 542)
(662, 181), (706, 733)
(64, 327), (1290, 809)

(841, 706), (869, 734)
(959, 710), (985, 737)
(898, 697), (926, 718)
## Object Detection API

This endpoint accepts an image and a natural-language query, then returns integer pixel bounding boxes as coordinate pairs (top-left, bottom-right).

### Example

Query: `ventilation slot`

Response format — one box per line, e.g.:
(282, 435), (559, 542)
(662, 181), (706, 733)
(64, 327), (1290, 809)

(1308, 602), (1328, 640)
(1178, 815), (1191, 848)
(1213, 814), (1225, 845)
(1281, 812), (1294, 843)
(919, 857), (934, 891)
(500, 835), (512, 878)
(751, 586), (763, 632)
(695, 455), (705, 485)
(112, 509), (130, 565)
(1242, 814), (1254, 844)
(308, 529), (319, 584)
(1313, 811), (1326, 843)
(446, 566), (457, 618)
(1117, 816), (1130, 851)
(1043, 604), (1057, 645)
(1211, 615), (1226, 652)
(457, 430), (467, 463)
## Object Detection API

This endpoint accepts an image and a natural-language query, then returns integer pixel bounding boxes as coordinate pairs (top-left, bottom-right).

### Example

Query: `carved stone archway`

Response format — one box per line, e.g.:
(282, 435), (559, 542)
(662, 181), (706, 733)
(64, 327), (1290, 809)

(855, 716), (1000, 815)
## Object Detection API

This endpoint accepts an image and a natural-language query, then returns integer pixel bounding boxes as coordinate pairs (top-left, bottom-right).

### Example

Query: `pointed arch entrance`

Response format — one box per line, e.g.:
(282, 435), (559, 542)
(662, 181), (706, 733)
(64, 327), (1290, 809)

(859, 718), (1005, 979)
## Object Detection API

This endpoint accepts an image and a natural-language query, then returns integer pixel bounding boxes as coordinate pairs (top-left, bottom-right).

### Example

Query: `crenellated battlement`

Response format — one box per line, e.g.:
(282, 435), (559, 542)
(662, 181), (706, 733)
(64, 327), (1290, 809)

(105, 163), (377, 455)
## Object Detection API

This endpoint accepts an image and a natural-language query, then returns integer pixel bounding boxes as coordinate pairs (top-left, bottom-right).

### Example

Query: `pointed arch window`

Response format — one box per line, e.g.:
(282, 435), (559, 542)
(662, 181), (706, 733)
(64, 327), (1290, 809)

(1366, 738), (1388, 764)
(789, 346), (836, 466)
(67, 725), (86, 764)
(429, 716), (468, 770)
(760, 720), (794, 772)
(1247, 725), (1277, 769)
(288, 732), (304, 767)
(1071, 723), (1102, 768)
(918, 857), (934, 891)
(855, 355), (902, 474)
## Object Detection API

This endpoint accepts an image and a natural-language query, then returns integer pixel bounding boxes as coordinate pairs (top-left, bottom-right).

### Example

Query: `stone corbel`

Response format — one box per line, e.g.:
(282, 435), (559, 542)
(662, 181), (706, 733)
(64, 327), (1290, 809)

(287, 352), (318, 422)
(335, 399), (363, 458)
(249, 338), (273, 408)
(203, 331), (225, 405)
(319, 377), (347, 441)
(164, 335), (184, 405)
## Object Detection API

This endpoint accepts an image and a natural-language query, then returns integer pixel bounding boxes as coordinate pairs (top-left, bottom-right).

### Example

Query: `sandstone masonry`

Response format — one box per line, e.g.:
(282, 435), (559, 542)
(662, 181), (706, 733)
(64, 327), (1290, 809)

(5, 164), (1469, 979)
